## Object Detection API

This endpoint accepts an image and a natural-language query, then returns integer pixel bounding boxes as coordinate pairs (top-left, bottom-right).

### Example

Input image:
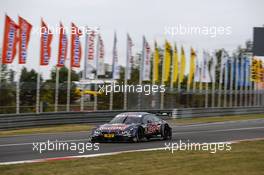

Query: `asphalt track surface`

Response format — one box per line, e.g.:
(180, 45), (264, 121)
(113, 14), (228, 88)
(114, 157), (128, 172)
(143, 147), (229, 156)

(0, 119), (264, 164)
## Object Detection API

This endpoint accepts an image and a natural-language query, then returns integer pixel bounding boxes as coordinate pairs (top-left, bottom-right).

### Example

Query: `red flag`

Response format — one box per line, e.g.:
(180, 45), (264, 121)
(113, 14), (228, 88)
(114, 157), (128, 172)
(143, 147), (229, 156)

(57, 23), (68, 67)
(18, 16), (32, 64)
(40, 19), (53, 66)
(2, 15), (19, 64)
(71, 23), (82, 68)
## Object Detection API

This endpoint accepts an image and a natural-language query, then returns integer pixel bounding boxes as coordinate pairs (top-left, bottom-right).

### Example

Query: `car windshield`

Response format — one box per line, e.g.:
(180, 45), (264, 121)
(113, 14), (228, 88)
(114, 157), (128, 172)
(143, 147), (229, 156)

(109, 115), (141, 124)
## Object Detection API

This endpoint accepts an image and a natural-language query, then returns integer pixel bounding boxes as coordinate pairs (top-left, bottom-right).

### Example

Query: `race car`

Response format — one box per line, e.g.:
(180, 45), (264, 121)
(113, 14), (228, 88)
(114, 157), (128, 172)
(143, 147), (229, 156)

(90, 112), (172, 142)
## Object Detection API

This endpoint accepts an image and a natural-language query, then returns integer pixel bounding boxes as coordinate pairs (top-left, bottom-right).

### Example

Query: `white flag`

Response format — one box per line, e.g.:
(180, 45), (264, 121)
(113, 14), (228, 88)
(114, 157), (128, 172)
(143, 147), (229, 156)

(112, 32), (120, 79)
(210, 52), (217, 83)
(194, 51), (202, 82)
(96, 34), (105, 76)
(126, 34), (133, 80)
(142, 36), (151, 81)
(85, 30), (96, 79)
(201, 51), (211, 82)
(194, 53), (202, 82)
(219, 50), (229, 84)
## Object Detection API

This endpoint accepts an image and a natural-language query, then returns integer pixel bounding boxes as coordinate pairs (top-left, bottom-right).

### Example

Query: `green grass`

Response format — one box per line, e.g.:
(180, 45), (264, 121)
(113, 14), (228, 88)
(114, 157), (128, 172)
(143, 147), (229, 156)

(0, 140), (263, 175)
(170, 114), (264, 125)
(0, 124), (94, 137)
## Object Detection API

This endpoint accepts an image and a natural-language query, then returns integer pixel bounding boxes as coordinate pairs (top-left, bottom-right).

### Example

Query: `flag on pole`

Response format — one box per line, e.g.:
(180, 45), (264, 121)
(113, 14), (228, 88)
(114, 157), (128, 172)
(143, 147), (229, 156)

(112, 32), (120, 79)
(188, 47), (196, 85)
(172, 44), (178, 83)
(85, 30), (96, 79)
(201, 51), (211, 82)
(2, 15), (19, 64)
(18, 16), (32, 64)
(210, 52), (217, 83)
(70, 23), (82, 68)
(244, 56), (251, 87)
(251, 57), (259, 82)
(260, 60), (264, 82)
(163, 40), (171, 82)
(40, 19), (53, 66)
(142, 36), (151, 81)
(153, 41), (160, 83)
(194, 52), (202, 82)
(97, 34), (105, 76)
(179, 46), (186, 83)
(239, 58), (245, 87)
(219, 50), (229, 83)
(126, 34), (133, 80)
(57, 23), (68, 67)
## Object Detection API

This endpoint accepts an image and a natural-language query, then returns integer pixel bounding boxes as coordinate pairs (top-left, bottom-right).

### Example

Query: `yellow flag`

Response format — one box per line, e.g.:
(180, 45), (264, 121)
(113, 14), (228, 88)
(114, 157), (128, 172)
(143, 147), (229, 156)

(153, 41), (159, 82)
(172, 45), (178, 83)
(163, 40), (171, 82)
(257, 59), (262, 82)
(188, 47), (196, 85)
(179, 46), (186, 83)
(251, 57), (259, 82)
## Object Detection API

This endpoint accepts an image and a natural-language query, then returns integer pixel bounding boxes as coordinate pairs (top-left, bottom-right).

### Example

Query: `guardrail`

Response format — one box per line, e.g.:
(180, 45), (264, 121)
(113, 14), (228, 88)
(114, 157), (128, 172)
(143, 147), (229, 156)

(0, 107), (264, 130)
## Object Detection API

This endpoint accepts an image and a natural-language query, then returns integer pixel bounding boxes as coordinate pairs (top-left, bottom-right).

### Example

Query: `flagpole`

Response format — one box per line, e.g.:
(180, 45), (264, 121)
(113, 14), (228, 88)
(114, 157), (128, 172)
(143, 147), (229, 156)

(249, 78), (253, 106)
(254, 82), (257, 106)
(205, 82), (208, 108)
(239, 57), (244, 107)
(110, 32), (117, 111)
(109, 82), (113, 110)
(217, 52), (224, 107)
(211, 53), (216, 107)
(229, 58), (234, 107)
(55, 67), (59, 112)
(0, 56), (2, 86)
(16, 64), (20, 114)
(204, 51), (209, 108)
(81, 26), (89, 112)
(66, 60), (71, 112)
(160, 41), (166, 110)
(94, 33), (100, 111)
(234, 57), (238, 107)
(36, 69), (41, 113)
(170, 47), (175, 91)
(138, 37), (144, 110)
(244, 57), (249, 107)
(124, 34), (129, 110)
(223, 56), (228, 108)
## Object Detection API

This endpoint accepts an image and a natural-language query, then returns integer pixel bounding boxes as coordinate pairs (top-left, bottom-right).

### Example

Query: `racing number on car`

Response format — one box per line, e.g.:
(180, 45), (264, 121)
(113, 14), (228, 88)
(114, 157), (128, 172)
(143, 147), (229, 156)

(147, 124), (160, 134)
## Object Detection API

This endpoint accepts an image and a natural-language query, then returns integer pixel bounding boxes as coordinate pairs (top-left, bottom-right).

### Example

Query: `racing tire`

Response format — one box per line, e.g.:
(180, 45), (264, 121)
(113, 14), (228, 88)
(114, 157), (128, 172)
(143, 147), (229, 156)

(162, 125), (172, 140)
(132, 127), (144, 143)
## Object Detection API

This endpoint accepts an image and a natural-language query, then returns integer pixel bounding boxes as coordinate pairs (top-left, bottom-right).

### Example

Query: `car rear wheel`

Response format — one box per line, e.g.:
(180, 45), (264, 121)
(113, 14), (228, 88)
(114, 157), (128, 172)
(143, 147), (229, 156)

(162, 125), (172, 140)
(132, 127), (144, 143)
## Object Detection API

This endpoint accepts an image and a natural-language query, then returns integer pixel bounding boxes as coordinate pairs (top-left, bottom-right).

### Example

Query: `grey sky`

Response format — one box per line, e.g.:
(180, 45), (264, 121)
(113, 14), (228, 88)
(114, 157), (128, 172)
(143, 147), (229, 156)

(0, 0), (263, 78)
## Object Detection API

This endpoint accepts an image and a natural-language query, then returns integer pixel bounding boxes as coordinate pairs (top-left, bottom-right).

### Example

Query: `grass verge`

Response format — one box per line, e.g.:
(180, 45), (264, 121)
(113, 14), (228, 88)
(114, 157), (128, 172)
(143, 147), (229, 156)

(0, 140), (263, 175)
(170, 114), (264, 125)
(0, 124), (94, 137)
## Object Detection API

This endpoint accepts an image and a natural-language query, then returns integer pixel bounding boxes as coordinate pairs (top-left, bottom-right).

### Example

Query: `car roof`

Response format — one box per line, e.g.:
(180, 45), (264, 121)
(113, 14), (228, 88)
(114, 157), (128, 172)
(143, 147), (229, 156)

(117, 112), (150, 117)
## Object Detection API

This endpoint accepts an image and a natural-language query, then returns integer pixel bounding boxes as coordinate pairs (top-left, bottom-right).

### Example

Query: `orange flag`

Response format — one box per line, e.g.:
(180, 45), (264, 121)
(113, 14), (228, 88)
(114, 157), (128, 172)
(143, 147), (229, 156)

(40, 19), (53, 66)
(71, 23), (82, 67)
(57, 23), (68, 67)
(2, 15), (19, 64)
(18, 16), (32, 64)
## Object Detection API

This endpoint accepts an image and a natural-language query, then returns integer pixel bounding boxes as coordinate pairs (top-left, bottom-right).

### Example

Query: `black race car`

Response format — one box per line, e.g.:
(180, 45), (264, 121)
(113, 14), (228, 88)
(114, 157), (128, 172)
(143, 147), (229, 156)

(90, 112), (172, 142)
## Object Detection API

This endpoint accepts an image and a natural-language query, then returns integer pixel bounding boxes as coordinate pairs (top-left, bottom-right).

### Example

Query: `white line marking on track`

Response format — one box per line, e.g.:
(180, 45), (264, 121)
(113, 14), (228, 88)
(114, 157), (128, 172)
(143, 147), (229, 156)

(173, 126), (264, 135)
(0, 138), (91, 147)
(0, 138), (263, 165)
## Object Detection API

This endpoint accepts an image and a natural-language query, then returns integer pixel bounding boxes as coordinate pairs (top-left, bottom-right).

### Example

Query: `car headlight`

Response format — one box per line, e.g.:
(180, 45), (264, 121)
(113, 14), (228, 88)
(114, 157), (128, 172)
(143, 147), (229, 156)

(93, 129), (101, 136)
